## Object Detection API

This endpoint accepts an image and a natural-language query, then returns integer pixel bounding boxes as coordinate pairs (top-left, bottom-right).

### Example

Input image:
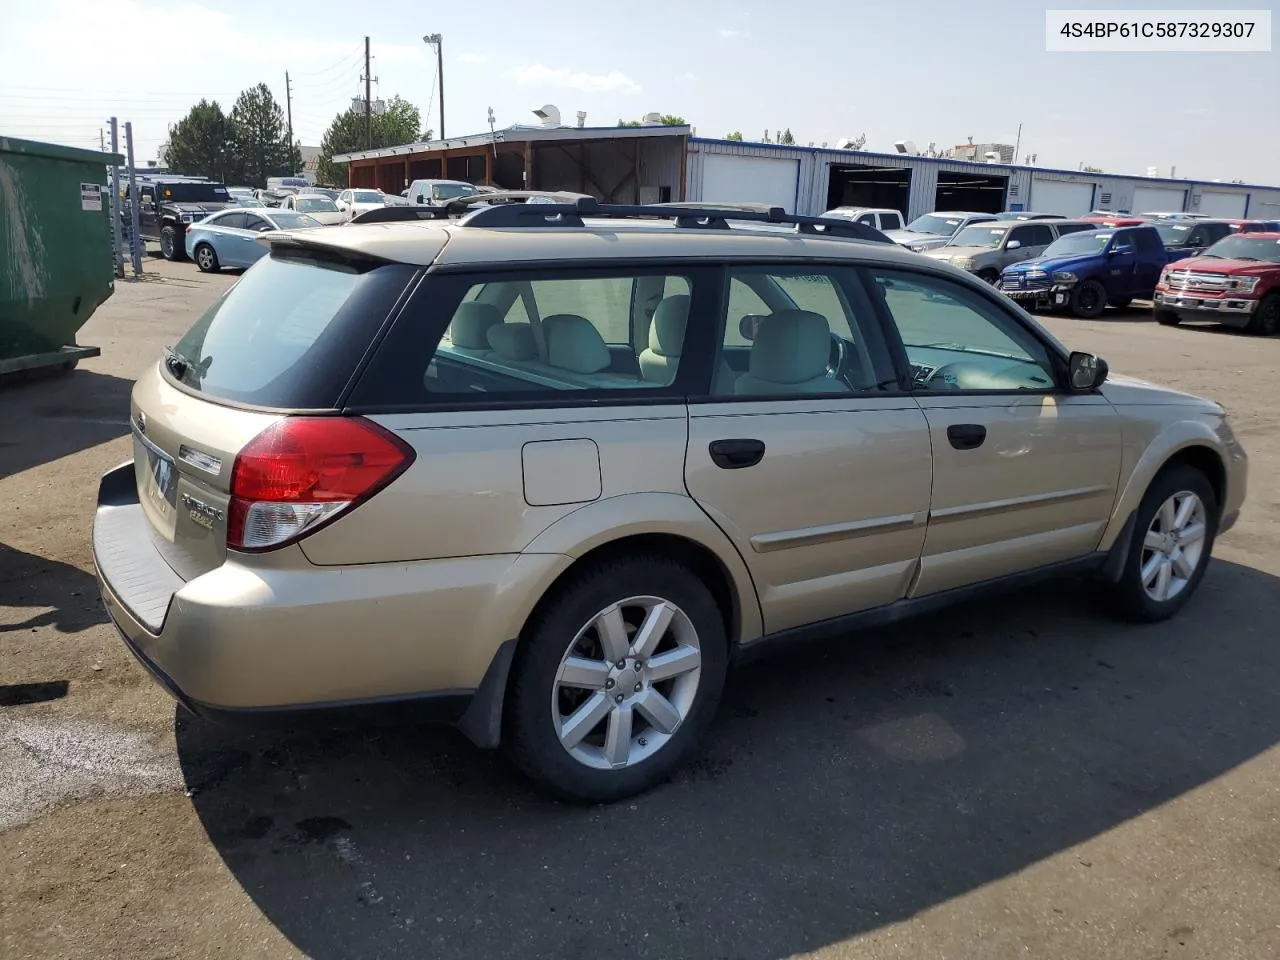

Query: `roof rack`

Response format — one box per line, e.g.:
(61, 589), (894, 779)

(457, 197), (893, 243)
(349, 205), (453, 224)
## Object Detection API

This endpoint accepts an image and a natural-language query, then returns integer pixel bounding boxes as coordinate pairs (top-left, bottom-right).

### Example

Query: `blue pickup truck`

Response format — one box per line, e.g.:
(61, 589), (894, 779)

(998, 225), (1169, 318)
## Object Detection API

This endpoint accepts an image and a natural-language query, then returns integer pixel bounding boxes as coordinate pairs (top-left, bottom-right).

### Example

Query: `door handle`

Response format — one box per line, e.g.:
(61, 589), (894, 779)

(709, 438), (765, 469)
(946, 424), (987, 450)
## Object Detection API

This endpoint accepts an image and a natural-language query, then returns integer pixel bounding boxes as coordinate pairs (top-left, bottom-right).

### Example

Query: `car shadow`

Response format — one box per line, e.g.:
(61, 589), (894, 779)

(0, 543), (109, 636)
(0, 370), (132, 481)
(177, 559), (1280, 960)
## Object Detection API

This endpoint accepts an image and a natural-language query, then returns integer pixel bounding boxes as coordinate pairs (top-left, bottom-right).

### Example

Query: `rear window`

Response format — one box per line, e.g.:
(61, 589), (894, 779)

(166, 251), (416, 408)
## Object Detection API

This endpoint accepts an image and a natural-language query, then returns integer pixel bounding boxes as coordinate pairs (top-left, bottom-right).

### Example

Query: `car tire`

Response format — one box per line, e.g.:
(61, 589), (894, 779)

(160, 225), (185, 261)
(1155, 309), (1182, 326)
(977, 269), (999, 285)
(503, 555), (728, 803)
(1069, 280), (1108, 318)
(1102, 463), (1218, 623)
(193, 243), (220, 273)
(1246, 293), (1280, 336)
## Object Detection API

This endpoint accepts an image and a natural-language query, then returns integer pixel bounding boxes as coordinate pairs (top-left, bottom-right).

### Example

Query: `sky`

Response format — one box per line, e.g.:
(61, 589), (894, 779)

(1, 0), (1277, 183)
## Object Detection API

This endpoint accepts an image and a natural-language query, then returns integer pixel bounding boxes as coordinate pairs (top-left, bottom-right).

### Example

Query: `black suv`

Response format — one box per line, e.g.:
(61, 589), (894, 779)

(126, 177), (235, 261)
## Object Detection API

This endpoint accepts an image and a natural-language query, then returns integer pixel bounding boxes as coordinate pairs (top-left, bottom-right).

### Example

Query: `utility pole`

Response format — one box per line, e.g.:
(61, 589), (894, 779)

(1013, 122), (1022, 165)
(124, 121), (143, 276)
(423, 34), (444, 139)
(99, 128), (105, 151)
(108, 118), (124, 278)
(364, 36), (372, 149)
(285, 71), (293, 146)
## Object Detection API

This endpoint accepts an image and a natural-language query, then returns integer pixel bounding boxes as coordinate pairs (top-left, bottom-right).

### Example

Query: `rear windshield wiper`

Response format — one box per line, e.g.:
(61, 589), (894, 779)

(163, 345), (206, 382)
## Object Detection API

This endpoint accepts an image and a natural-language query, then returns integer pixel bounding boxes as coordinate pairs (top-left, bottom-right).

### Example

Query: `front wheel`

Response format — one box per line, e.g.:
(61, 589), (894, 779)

(160, 225), (185, 261)
(1069, 280), (1108, 319)
(1155, 309), (1182, 326)
(976, 269), (999, 285)
(1246, 293), (1280, 336)
(1102, 464), (1218, 622)
(193, 242), (219, 273)
(504, 556), (728, 803)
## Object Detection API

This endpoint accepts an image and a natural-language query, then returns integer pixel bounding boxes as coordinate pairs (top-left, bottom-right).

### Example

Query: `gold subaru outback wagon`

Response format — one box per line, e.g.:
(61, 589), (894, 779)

(93, 199), (1247, 802)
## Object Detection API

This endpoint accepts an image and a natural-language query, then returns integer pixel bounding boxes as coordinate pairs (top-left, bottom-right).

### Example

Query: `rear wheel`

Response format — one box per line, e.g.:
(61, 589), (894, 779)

(1102, 464), (1218, 622)
(1246, 293), (1280, 336)
(1069, 280), (1108, 318)
(504, 556), (728, 803)
(160, 225), (185, 261)
(193, 243), (220, 273)
(1155, 309), (1182, 326)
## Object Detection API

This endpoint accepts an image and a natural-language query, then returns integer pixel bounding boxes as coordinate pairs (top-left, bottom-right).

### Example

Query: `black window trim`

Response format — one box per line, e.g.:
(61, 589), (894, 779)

(854, 263), (1073, 397)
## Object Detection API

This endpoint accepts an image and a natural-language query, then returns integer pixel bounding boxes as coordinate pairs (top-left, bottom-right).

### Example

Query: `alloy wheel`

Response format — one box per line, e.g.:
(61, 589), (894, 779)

(551, 596), (702, 770)
(197, 247), (214, 270)
(1140, 490), (1207, 602)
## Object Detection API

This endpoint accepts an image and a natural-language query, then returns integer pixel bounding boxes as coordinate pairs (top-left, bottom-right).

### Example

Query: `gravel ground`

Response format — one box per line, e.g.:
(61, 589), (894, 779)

(2, 259), (1278, 960)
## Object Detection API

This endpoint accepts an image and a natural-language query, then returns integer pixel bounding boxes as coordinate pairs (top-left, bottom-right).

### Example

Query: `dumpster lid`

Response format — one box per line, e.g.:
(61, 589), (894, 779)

(0, 135), (123, 166)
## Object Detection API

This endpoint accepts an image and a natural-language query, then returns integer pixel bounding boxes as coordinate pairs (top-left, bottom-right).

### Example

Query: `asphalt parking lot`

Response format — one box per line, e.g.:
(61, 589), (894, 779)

(2, 260), (1279, 960)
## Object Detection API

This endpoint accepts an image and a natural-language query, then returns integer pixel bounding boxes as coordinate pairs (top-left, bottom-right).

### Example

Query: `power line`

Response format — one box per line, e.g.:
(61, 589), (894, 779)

(289, 50), (362, 78)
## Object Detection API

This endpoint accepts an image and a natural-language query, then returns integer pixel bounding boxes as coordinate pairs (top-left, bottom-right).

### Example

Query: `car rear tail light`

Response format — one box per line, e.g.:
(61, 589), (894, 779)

(228, 417), (414, 551)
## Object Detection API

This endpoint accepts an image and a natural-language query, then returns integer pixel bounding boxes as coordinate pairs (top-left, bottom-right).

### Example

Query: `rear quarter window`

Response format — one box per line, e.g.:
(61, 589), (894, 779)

(167, 250), (416, 409)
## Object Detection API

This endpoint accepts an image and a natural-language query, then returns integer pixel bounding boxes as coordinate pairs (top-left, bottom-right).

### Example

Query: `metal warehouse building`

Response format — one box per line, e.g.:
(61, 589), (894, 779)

(335, 125), (1280, 221)
(685, 138), (1280, 221)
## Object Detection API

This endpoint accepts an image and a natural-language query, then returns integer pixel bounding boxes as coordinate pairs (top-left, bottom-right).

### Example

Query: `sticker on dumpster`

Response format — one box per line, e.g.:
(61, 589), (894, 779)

(80, 183), (103, 211)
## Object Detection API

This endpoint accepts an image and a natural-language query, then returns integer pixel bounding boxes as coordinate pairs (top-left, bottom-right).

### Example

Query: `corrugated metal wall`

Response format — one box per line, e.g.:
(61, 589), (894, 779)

(687, 138), (1280, 222)
(532, 136), (685, 201)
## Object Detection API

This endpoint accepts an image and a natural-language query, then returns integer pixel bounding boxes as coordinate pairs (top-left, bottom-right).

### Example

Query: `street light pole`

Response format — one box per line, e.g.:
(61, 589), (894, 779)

(423, 33), (444, 140)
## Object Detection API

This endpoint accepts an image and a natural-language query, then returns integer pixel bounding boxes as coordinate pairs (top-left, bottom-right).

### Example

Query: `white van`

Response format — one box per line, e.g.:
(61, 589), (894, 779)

(406, 179), (479, 206)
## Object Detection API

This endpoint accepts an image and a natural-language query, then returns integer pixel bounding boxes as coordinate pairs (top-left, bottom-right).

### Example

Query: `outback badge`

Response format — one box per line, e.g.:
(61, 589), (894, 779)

(180, 492), (223, 530)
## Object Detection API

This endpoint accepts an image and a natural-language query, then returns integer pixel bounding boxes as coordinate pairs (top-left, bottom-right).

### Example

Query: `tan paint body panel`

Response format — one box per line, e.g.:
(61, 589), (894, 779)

(298, 406), (689, 565)
(911, 393), (1123, 596)
(685, 398), (933, 634)
(130, 364), (279, 580)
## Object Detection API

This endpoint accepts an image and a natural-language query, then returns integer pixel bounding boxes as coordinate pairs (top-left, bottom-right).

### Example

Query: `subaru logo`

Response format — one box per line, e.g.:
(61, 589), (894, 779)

(134, 411), (146, 434)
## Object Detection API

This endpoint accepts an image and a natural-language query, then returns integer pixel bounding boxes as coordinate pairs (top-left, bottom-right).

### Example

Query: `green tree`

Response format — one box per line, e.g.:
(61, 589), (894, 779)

(164, 99), (233, 181)
(229, 83), (300, 188)
(726, 131), (744, 141)
(658, 114), (686, 126)
(779, 127), (795, 145)
(315, 95), (423, 187)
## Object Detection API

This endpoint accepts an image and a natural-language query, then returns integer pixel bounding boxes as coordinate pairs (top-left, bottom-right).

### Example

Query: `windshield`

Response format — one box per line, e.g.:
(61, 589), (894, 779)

(267, 212), (322, 229)
(352, 190), (384, 203)
(949, 225), (1007, 248)
(1155, 223), (1193, 245)
(906, 214), (965, 236)
(1199, 235), (1280, 263)
(1042, 231), (1111, 257)
(294, 197), (338, 213)
(160, 182), (231, 203)
(433, 183), (478, 201)
(303, 188), (340, 200)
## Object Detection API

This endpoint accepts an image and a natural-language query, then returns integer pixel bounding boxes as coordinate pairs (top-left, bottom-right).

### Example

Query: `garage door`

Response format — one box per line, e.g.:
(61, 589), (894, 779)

(1030, 179), (1095, 216)
(1132, 185), (1187, 215)
(701, 154), (799, 212)
(1197, 191), (1248, 218)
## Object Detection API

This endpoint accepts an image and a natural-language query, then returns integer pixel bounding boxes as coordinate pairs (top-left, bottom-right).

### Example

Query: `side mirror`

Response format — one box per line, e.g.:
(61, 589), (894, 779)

(1006, 239), (1022, 250)
(416, 194), (426, 204)
(738, 315), (766, 342)
(1068, 351), (1108, 392)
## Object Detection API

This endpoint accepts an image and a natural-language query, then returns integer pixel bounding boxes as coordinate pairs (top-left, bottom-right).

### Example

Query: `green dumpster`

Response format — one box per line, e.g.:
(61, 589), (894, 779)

(0, 136), (123, 376)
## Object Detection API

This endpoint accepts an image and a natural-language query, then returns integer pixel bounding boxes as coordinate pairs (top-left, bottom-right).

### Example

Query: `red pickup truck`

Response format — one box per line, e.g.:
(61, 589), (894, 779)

(1153, 231), (1280, 335)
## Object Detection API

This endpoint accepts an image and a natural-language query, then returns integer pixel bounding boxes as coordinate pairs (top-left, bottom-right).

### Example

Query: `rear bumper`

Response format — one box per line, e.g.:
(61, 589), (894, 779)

(1153, 290), (1257, 327)
(92, 461), (559, 732)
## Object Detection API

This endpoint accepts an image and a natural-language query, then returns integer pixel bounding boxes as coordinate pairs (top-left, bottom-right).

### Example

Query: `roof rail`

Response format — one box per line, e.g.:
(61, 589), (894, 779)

(348, 205), (453, 224)
(458, 197), (892, 243)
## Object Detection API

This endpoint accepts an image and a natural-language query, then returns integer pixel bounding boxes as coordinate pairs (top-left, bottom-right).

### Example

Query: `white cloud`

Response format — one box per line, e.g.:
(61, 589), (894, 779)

(457, 53), (490, 64)
(508, 64), (642, 95)
(677, 72), (699, 81)
(1182, 106), (1209, 116)
(719, 27), (741, 38)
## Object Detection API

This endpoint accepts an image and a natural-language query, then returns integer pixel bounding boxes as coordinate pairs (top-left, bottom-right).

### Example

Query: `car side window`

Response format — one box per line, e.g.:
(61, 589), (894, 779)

(1111, 231), (1135, 255)
(242, 214), (269, 232)
(868, 268), (1058, 393)
(1055, 223), (1092, 236)
(1025, 224), (1055, 246)
(350, 269), (707, 408)
(715, 267), (896, 398)
(214, 212), (246, 230)
(1008, 225), (1036, 247)
(1134, 229), (1162, 255)
(856, 214), (875, 225)
(880, 213), (903, 230)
